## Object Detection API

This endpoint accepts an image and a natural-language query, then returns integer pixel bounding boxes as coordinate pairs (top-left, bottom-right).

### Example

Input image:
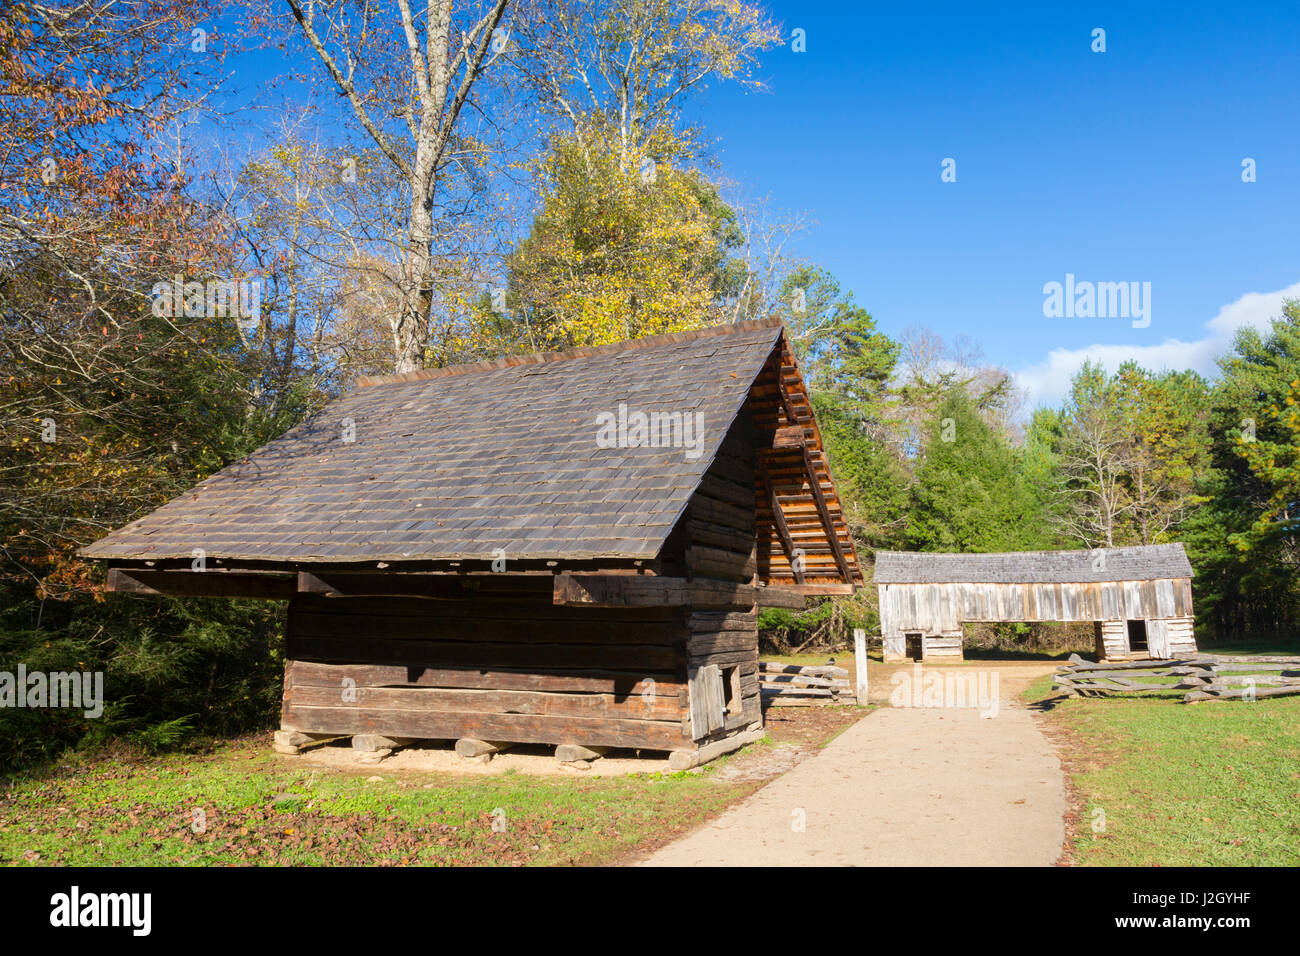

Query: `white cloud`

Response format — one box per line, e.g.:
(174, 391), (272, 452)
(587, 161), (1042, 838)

(1015, 280), (1300, 409)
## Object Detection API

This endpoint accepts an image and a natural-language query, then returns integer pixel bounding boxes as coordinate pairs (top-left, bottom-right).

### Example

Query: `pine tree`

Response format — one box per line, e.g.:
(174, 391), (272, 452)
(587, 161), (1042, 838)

(907, 390), (1049, 552)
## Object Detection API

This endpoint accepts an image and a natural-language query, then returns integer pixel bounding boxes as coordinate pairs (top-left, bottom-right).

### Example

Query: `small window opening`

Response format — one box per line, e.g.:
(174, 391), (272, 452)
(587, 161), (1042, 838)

(720, 666), (742, 716)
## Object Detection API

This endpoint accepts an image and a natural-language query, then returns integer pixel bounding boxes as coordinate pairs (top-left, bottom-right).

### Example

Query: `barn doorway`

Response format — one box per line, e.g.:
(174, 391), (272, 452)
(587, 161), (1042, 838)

(1126, 620), (1148, 656)
(905, 633), (923, 661)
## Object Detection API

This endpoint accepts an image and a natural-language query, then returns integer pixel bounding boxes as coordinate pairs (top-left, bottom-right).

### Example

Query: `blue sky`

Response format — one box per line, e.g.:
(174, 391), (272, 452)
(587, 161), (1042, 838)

(210, 1), (1300, 409)
(697, 0), (1300, 407)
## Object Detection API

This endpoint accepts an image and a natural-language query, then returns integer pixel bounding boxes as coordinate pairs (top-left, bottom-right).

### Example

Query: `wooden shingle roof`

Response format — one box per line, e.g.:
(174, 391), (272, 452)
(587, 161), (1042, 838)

(82, 320), (785, 565)
(873, 544), (1194, 584)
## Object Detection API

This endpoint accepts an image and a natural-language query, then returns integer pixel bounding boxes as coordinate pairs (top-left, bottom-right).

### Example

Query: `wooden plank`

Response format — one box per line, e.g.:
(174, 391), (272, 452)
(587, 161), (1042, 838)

(759, 665), (847, 681)
(755, 586), (806, 609)
(758, 674), (850, 689)
(107, 567), (296, 600)
(854, 628), (868, 705)
(1064, 654), (1206, 671)
(690, 610), (758, 632)
(687, 517), (756, 554)
(775, 372), (800, 426)
(689, 648), (760, 667)
(296, 571), (552, 600)
(688, 630), (758, 655)
(688, 495), (754, 531)
(1188, 684), (1300, 702)
(286, 635), (677, 671)
(552, 574), (687, 607)
(669, 725), (764, 770)
(758, 458), (803, 585)
(697, 473), (756, 509)
(1154, 579), (1176, 618)
(291, 609), (677, 646)
(292, 592), (676, 623)
(285, 660), (683, 696)
(689, 579), (757, 609)
(757, 425), (807, 449)
(287, 683), (685, 720)
(687, 545), (757, 581)
(689, 664), (725, 739)
(790, 582), (855, 595)
(282, 705), (691, 750)
(761, 685), (835, 697)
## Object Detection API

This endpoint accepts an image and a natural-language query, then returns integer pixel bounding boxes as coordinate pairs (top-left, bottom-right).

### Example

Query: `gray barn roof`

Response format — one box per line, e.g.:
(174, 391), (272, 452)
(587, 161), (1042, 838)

(873, 544), (1194, 584)
(81, 320), (785, 564)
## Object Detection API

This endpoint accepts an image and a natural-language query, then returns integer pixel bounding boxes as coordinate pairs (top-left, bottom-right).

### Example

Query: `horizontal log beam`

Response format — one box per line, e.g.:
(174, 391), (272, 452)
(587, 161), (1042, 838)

(755, 587), (807, 609)
(756, 425), (808, 449)
(106, 568), (296, 599)
(296, 571), (551, 600)
(288, 635), (679, 671)
(286, 660), (684, 697)
(553, 573), (688, 607)
(281, 705), (692, 750)
(668, 725), (765, 770)
(793, 582), (855, 595)
(551, 574), (759, 609)
(287, 683), (686, 721)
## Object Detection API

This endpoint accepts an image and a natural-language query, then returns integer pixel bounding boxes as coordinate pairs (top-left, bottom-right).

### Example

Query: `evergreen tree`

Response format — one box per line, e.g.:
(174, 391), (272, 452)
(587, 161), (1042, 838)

(907, 389), (1049, 552)
(1184, 300), (1300, 639)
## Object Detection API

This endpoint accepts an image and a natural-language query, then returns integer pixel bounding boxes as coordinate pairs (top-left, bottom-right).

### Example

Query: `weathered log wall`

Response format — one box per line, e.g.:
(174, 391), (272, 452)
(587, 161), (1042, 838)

(280, 415), (767, 757)
(879, 578), (1194, 633)
(683, 418), (762, 743)
(1095, 619), (1127, 659)
(923, 632), (963, 659)
(1093, 615), (1196, 661)
(282, 590), (694, 751)
(1164, 616), (1196, 656)
(880, 579), (1197, 662)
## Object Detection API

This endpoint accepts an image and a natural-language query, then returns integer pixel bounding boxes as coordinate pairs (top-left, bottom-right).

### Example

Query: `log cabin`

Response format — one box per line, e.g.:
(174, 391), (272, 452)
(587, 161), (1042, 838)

(81, 318), (861, 769)
(874, 544), (1196, 662)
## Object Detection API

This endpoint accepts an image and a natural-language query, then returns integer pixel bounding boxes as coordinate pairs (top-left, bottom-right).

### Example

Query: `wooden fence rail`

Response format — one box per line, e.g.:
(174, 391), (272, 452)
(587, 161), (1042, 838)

(758, 661), (857, 706)
(1053, 654), (1300, 703)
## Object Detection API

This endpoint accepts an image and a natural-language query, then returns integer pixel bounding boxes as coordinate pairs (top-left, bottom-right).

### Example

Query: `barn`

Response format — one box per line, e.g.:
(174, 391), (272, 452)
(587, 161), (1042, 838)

(874, 545), (1196, 662)
(81, 318), (861, 768)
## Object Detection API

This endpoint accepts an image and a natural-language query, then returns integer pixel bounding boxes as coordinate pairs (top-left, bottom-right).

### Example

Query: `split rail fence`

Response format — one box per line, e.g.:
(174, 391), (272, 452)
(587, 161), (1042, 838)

(758, 661), (857, 706)
(1053, 654), (1300, 703)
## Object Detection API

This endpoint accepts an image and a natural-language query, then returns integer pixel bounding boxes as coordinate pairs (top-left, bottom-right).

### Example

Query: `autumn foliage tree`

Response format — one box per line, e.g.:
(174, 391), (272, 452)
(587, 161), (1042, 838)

(488, 0), (781, 349)
(503, 129), (729, 348)
(0, 0), (248, 594)
(0, 0), (297, 768)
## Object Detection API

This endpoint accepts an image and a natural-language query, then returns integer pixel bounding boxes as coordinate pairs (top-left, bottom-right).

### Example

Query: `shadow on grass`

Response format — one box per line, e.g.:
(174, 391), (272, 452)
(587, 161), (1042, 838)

(1200, 639), (1300, 656)
(1027, 693), (1075, 712)
(963, 647), (1088, 662)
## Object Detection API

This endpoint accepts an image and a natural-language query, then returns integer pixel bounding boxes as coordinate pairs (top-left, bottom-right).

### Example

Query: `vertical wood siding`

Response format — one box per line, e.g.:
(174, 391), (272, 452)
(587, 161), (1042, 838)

(878, 578), (1197, 661)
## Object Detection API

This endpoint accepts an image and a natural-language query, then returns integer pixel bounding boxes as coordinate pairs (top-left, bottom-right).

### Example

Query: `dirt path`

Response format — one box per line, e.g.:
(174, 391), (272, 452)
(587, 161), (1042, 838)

(641, 662), (1064, 866)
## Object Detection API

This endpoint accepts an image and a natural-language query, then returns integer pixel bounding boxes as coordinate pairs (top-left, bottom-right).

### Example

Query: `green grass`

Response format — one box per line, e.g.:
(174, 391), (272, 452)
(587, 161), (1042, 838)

(1024, 678), (1300, 866)
(0, 737), (757, 867)
(761, 650), (864, 666)
(1203, 641), (1300, 656)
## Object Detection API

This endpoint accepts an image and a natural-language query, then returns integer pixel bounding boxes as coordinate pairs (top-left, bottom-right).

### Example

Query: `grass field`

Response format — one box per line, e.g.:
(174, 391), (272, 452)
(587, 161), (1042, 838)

(0, 703), (867, 867)
(0, 736), (763, 866)
(1025, 667), (1300, 866)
